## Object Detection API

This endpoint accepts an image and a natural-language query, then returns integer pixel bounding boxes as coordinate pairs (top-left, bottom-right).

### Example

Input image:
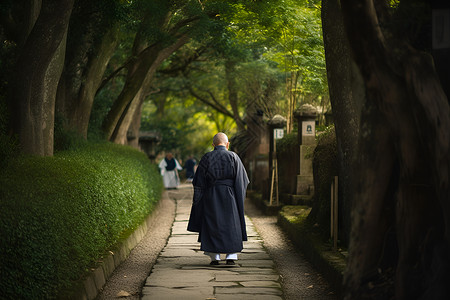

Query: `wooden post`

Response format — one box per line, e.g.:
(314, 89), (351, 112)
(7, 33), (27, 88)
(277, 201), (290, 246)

(274, 139), (279, 206)
(267, 118), (285, 206)
(275, 158), (279, 206)
(269, 136), (279, 206)
(269, 162), (275, 206)
(330, 180), (334, 240)
(330, 176), (339, 251)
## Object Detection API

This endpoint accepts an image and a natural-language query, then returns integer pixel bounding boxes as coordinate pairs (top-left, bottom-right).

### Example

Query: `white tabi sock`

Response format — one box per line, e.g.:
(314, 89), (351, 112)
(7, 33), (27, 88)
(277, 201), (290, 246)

(225, 253), (238, 260)
(204, 252), (221, 261)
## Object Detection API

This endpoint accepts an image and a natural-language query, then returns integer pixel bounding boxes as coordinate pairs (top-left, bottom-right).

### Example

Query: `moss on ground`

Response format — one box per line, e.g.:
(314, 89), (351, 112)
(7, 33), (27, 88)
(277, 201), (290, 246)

(278, 205), (347, 296)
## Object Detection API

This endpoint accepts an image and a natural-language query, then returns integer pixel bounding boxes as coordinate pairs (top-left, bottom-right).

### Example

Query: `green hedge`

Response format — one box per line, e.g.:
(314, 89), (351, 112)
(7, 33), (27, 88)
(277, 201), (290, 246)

(309, 125), (338, 238)
(0, 143), (163, 299)
(276, 132), (299, 194)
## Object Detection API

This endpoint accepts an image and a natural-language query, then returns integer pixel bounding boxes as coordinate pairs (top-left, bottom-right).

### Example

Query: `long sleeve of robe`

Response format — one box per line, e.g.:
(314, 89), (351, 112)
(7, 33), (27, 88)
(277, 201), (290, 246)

(187, 145), (249, 253)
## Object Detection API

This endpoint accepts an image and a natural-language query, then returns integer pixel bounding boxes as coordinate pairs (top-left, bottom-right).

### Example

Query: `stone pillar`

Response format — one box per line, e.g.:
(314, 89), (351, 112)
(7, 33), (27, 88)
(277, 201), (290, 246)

(267, 115), (286, 202)
(294, 104), (317, 195)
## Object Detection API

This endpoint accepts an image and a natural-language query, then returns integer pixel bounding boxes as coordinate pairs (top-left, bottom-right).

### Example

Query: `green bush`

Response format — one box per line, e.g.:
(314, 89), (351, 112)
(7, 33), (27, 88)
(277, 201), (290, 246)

(308, 125), (338, 238)
(0, 97), (19, 168)
(0, 142), (163, 299)
(276, 132), (299, 194)
(53, 113), (88, 152)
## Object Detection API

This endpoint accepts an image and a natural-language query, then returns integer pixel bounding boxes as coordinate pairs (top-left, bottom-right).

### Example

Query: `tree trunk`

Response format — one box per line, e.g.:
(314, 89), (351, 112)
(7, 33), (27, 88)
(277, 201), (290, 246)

(56, 24), (119, 138)
(126, 99), (145, 148)
(431, 1), (450, 101)
(225, 59), (246, 132)
(102, 45), (160, 141)
(12, 0), (74, 156)
(340, 0), (450, 298)
(321, 0), (364, 246)
(110, 34), (189, 144)
(111, 89), (145, 145)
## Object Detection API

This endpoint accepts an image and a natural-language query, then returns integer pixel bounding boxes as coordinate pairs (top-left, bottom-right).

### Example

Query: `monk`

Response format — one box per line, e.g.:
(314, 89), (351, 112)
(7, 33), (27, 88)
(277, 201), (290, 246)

(158, 152), (182, 189)
(187, 132), (249, 265)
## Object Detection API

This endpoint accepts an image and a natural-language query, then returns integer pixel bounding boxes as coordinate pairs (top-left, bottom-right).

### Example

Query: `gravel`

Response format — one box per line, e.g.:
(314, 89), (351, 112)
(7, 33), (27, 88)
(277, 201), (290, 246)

(245, 200), (338, 300)
(96, 193), (175, 300)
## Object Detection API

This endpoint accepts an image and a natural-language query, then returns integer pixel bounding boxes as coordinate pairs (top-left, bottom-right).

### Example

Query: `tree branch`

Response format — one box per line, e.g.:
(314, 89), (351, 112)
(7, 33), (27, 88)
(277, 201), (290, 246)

(159, 46), (209, 75)
(188, 86), (234, 118)
(96, 40), (160, 94)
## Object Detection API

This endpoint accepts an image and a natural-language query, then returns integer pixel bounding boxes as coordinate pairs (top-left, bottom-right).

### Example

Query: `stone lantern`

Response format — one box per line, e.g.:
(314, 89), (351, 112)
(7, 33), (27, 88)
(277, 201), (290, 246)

(138, 131), (161, 161)
(294, 104), (317, 195)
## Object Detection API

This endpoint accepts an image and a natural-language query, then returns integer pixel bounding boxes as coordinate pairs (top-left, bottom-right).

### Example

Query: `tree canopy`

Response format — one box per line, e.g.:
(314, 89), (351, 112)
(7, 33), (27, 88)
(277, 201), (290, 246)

(0, 0), (328, 158)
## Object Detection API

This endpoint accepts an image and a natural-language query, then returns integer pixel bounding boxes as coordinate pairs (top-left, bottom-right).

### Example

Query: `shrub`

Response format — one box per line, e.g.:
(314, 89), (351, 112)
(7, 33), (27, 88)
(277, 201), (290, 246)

(53, 113), (88, 152)
(308, 125), (338, 238)
(0, 143), (163, 299)
(0, 97), (19, 168)
(276, 132), (299, 194)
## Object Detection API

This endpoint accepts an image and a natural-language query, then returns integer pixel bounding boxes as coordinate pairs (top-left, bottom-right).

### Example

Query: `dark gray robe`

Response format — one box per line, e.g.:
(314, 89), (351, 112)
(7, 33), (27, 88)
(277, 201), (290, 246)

(187, 145), (249, 253)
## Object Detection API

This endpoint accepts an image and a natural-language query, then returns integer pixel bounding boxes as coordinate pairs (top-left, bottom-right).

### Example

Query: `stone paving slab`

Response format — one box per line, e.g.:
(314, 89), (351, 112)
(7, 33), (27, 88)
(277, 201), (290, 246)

(141, 185), (283, 299)
(166, 235), (199, 244)
(215, 286), (283, 295)
(215, 274), (280, 282)
(142, 286), (214, 300)
(215, 295), (282, 300)
(241, 281), (282, 288)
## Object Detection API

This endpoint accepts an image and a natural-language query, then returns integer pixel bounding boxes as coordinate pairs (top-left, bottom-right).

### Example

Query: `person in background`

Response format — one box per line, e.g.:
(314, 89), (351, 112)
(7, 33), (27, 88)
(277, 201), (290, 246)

(184, 156), (197, 182)
(158, 152), (182, 189)
(187, 132), (249, 266)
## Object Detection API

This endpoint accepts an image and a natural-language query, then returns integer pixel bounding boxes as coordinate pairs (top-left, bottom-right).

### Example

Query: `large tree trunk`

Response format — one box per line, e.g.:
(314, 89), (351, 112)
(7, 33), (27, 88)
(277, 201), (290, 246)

(126, 99), (145, 148)
(102, 45), (160, 141)
(431, 1), (450, 101)
(321, 0), (364, 245)
(340, 0), (450, 298)
(56, 21), (119, 138)
(11, 0), (74, 156)
(110, 34), (189, 144)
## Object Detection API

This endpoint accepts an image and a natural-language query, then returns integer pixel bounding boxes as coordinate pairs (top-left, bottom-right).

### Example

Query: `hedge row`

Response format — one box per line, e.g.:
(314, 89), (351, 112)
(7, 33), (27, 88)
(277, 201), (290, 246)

(0, 143), (163, 299)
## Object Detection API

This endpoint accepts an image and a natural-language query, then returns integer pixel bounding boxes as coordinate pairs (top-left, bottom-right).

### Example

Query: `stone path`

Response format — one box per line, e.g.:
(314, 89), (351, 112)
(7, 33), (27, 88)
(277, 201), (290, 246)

(141, 185), (283, 300)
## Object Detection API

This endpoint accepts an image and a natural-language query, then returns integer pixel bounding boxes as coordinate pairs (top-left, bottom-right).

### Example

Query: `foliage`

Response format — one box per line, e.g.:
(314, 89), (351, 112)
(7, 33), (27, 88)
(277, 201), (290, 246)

(263, 1), (327, 97)
(308, 125), (338, 238)
(1, 0), (328, 156)
(88, 82), (124, 141)
(142, 0), (327, 152)
(235, 60), (284, 117)
(140, 97), (218, 159)
(275, 131), (299, 194)
(0, 143), (162, 298)
(0, 96), (19, 167)
(261, 0), (327, 132)
(275, 131), (297, 154)
(54, 113), (88, 152)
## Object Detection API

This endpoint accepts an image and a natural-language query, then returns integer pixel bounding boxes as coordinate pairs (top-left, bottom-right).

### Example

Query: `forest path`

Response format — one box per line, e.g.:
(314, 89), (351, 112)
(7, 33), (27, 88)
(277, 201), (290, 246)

(97, 184), (337, 299)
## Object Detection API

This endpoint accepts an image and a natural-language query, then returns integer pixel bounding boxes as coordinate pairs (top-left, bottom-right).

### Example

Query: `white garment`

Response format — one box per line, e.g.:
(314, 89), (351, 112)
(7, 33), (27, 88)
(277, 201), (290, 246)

(159, 158), (182, 188)
(204, 252), (238, 261)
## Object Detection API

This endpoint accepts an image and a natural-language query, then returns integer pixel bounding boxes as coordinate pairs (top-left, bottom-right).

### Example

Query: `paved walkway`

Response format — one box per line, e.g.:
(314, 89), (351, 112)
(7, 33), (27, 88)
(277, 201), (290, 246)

(141, 184), (283, 300)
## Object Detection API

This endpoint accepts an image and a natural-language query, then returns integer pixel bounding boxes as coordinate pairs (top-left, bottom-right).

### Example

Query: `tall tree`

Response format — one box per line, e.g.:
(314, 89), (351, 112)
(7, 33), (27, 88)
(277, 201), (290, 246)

(101, 0), (217, 144)
(55, 0), (121, 139)
(338, 0), (450, 298)
(10, 0), (74, 155)
(262, 0), (327, 133)
(321, 0), (363, 245)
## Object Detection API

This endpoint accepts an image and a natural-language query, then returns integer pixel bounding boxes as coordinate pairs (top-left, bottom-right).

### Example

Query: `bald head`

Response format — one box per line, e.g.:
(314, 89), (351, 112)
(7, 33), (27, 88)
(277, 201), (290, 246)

(212, 132), (229, 148)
